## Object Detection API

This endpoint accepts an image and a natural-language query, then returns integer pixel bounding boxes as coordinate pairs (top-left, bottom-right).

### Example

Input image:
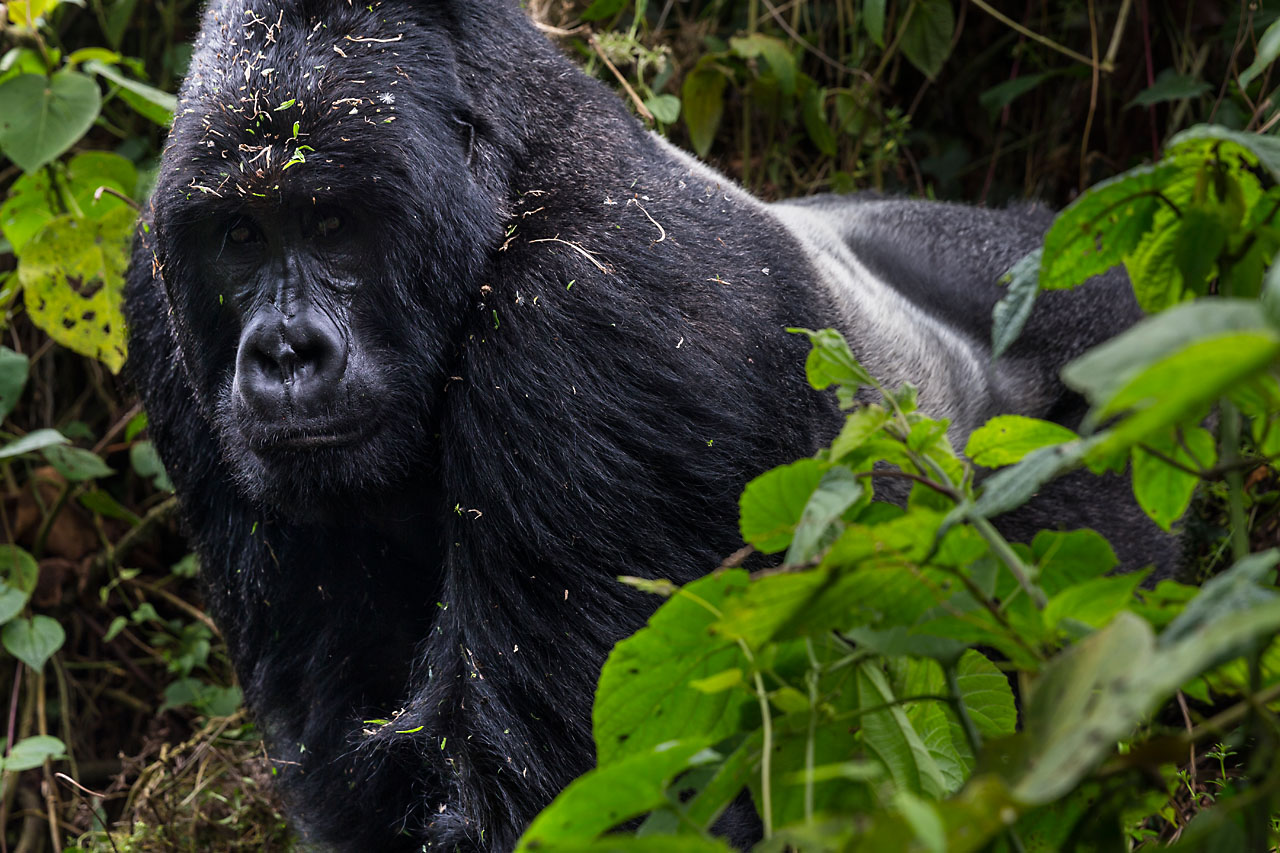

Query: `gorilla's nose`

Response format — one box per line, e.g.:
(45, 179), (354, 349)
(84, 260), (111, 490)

(235, 306), (348, 419)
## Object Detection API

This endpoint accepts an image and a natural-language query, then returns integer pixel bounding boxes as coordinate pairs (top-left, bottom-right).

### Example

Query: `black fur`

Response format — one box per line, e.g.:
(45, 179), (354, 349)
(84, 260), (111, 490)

(123, 1), (1175, 850)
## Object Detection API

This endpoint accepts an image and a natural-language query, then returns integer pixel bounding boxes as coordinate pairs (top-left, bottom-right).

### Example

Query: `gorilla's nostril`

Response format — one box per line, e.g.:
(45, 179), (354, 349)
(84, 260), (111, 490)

(235, 306), (349, 417)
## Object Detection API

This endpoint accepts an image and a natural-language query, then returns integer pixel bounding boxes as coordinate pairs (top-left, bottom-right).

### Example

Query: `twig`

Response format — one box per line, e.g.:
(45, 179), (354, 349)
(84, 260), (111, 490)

(969, 0), (1110, 71)
(626, 198), (666, 244)
(589, 35), (653, 123)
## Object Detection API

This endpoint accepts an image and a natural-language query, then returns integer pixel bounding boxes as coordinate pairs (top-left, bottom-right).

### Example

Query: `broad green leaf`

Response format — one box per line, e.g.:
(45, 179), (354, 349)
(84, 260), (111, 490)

(79, 488), (141, 523)
(130, 440), (173, 490)
(643, 94), (679, 125)
(0, 428), (68, 459)
(1039, 160), (1181, 291)
(789, 327), (873, 392)
(992, 248), (1041, 358)
(1062, 299), (1271, 411)
(1015, 612), (1155, 803)
(894, 659), (973, 794)
(0, 346), (29, 421)
(515, 741), (718, 850)
(1131, 426), (1216, 530)
(979, 74), (1051, 117)
(894, 790), (946, 852)
(953, 650), (1017, 738)
(1173, 207), (1230, 295)
(1123, 211), (1184, 312)
(0, 735), (65, 772)
(1090, 331), (1280, 459)
(802, 84), (837, 157)
(857, 662), (947, 798)
(6, 0), (54, 26)
(43, 443), (114, 481)
(829, 404), (891, 461)
(594, 572), (749, 765)
(1126, 69), (1211, 107)
(786, 466), (863, 565)
(0, 151), (136, 252)
(730, 33), (796, 96)
(739, 458), (825, 553)
(899, 0), (955, 81)
(971, 440), (1090, 519)
(965, 415), (1078, 468)
(682, 66), (727, 159)
(1168, 125), (1280, 184)
(1240, 19), (1280, 90)
(843, 775), (1017, 853)
(83, 59), (175, 126)
(1031, 529), (1117, 596)
(0, 71), (102, 172)
(863, 0), (887, 46)
(0, 545), (37, 624)
(2, 614), (65, 670)
(1158, 550), (1278, 649)
(579, 0), (627, 22)
(1043, 571), (1149, 632)
(19, 206), (133, 372)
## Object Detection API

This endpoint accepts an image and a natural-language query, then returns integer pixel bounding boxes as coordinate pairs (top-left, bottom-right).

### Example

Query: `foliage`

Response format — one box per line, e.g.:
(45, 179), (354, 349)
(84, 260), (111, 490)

(519, 122), (1280, 850)
(2, 0), (1280, 850)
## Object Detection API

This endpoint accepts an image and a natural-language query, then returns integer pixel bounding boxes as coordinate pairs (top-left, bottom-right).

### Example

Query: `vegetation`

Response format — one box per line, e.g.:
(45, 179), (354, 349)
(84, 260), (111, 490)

(1, 0), (1279, 850)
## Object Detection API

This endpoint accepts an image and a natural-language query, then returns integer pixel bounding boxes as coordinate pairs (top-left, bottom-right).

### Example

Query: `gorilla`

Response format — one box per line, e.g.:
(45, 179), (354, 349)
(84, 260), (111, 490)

(123, 0), (1174, 849)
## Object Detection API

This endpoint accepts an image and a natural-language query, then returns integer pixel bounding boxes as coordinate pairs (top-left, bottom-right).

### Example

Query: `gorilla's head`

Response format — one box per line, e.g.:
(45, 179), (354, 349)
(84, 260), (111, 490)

(143, 0), (504, 515)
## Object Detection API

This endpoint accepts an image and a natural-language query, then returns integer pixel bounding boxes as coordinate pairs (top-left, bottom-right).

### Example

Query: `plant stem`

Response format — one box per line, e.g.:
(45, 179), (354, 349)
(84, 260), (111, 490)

(1220, 399), (1250, 562)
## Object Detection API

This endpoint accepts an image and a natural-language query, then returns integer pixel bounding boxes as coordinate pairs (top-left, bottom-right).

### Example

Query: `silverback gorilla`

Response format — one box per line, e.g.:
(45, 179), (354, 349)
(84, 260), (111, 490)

(123, 0), (1176, 849)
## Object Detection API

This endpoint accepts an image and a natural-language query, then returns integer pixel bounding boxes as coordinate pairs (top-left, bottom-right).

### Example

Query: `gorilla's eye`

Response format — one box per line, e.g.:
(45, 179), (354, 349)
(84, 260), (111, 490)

(227, 219), (259, 245)
(317, 214), (343, 237)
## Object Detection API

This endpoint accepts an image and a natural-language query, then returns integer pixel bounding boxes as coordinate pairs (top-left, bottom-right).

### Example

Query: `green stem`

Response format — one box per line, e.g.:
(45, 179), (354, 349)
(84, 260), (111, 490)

(1220, 399), (1249, 562)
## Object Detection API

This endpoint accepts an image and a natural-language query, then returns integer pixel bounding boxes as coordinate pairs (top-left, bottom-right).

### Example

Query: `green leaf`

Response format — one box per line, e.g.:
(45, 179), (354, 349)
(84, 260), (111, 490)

(0, 151), (136, 253)
(1039, 160), (1182, 291)
(992, 248), (1041, 358)
(1239, 18), (1280, 90)
(0, 71), (102, 173)
(0, 428), (68, 460)
(19, 206), (133, 373)
(1158, 550), (1278, 649)
(2, 614), (65, 670)
(43, 444), (114, 481)
(971, 440), (1090, 519)
(1090, 331), (1280, 459)
(1123, 211), (1185, 312)
(593, 572), (749, 765)
(802, 84), (837, 157)
(682, 66), (727, 159)
(1131, 426), (1216, 531)
(865, 0), (885, 45)
(857, 662), (947, 798)
(0, 735), (66, 772)
(730, 33), (796, 96)
(829, 404), (891, 461)
(129, 440), (173, 490)
(0, 545), (38, 624)
(899, 0), (955, 80)
(1032, 529), (1117, 596)
(1126, 69), (1211, 108)
(1062, 299), (1271, 411)
(786, 466), (863, 565)
(83, 58), (175, 125)
(1043, 571), (1149, 632)
(739, 458), (826, 553)
(1168, 125), (1280, 184)
(863, 0), (886, 46)
(579, 0), (627, 22)
(0, 347), (29, 421)
(515, 741), (719, 850)
(965, 415), (1078, 468)
(953, 650), (1016, 738)
(979, 73), (1051, 117)
(789, 327), (873, 392)
(643, 94), (680, 125)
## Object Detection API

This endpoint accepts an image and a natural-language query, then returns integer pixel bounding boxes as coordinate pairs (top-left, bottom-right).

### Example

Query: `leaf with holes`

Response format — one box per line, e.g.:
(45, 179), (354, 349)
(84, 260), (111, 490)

(0, 72), (101, 173)
(19, 206), (132, 372)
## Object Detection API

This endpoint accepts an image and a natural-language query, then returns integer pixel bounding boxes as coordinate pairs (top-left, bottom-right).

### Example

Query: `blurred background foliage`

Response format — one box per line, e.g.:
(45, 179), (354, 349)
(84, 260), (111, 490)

(0, 0), (1277, 850)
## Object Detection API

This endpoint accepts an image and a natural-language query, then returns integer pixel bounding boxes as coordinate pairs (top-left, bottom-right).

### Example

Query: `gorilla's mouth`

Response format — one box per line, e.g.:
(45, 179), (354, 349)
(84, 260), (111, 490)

(265, 428), (369, 450)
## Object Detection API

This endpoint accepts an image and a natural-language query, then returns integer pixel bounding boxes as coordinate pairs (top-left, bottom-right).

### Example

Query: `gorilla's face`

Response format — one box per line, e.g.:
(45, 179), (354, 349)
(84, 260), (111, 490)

(145, 0), (501, 515)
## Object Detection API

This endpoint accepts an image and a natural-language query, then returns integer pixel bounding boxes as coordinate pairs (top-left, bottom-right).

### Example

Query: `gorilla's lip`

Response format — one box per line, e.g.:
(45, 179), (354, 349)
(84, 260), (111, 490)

(250, 422), (374, 451)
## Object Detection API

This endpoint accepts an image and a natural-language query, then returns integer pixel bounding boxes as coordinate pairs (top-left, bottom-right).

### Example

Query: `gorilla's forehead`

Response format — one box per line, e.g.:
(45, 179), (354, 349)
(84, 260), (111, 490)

(162, 0), (452, 204)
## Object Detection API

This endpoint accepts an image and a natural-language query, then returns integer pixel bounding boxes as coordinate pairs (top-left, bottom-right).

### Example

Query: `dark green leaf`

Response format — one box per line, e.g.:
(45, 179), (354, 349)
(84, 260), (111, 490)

(1126, 69), (1211, 108)
(580, 0), (627, 22)
(979, 74), (1051, 117)
(730, 33), (796, 96)
(643, 94), (680, 125)
(2, 614), (65, 670)
(1131, 426), (1216, 531)
(992, 248), (1041, 358)
(682, 67), (727, 159)
(43, 444), (114, 481)
(802, 85), (837, 156)
(863, 0), (887, 46)
(0, 346), (28, 421)
(739, 458), (826, 553)
(786, 466), (863, 565)
(0, 72), (102, 173)
(899, 0), (955, 81)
